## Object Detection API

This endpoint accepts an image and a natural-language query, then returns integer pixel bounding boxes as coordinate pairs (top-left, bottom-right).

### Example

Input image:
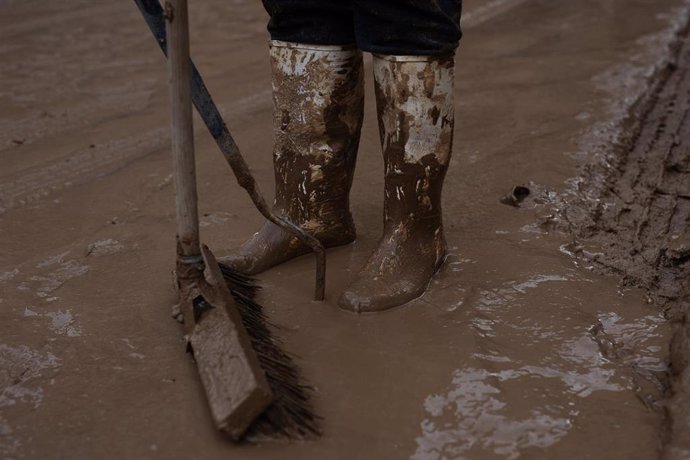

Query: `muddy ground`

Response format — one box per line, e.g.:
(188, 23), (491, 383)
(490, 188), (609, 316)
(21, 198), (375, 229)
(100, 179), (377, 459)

(1, 0), (690, 459)
(545, 14), (690, 458)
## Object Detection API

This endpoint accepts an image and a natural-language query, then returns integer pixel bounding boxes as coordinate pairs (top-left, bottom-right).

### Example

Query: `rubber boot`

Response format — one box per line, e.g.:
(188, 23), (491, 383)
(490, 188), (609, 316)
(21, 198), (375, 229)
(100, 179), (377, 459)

(339, 54), (455, 313)
(221, 41), (364, 274)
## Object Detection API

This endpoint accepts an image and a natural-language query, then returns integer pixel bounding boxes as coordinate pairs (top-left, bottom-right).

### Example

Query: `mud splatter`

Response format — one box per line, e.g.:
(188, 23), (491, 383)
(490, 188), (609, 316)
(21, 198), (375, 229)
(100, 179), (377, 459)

(22, 307), (82, 337)
(199, 211), (235, 228)
(0, 344), (60, 458)
(30, 252), (89, 299)
(86, 238), (124, 256)
(45, 310), (82, 337)
(0, 269), (19, 283)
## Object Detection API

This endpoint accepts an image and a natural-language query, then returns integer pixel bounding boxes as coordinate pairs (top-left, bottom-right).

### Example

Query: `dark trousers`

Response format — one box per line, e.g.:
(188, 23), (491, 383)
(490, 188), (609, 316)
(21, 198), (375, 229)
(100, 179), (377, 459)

(261, 0), (462, 56)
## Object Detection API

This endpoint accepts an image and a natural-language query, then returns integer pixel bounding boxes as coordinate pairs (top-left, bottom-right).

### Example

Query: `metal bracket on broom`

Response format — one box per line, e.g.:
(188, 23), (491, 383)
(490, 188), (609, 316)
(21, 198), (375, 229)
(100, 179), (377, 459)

(134, 0), (326, 300)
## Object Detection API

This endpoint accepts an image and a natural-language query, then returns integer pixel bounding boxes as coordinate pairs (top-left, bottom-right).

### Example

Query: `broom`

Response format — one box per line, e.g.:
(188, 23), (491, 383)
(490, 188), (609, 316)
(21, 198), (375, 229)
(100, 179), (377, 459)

(156, 0), (320, 440)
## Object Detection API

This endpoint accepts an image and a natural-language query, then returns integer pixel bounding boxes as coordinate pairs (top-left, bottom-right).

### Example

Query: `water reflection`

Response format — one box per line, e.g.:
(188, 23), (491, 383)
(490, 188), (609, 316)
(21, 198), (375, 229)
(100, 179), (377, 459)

(412, 367), (575, 460)
(412, 273), (668, 459)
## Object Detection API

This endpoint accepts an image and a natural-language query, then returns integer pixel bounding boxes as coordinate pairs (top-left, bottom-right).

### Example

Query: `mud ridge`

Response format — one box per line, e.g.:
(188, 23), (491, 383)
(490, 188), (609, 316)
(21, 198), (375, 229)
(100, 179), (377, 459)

(550, 14), (690, 459)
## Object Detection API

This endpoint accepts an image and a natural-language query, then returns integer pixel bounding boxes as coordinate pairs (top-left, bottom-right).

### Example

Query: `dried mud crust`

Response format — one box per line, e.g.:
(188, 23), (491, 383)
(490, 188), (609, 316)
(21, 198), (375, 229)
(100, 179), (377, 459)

(551, 22), (690, 459)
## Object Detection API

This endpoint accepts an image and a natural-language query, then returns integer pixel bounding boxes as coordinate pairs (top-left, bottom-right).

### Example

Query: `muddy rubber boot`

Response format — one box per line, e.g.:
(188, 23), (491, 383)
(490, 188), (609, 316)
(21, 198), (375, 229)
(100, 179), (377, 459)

(339, 54), (454, 313)
(221, 41), (364, 274)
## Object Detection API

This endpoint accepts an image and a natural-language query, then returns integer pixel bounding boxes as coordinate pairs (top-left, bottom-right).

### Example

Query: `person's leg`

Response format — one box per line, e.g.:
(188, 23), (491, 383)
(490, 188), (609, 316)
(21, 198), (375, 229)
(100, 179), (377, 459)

(221, 1), (364, 274)
(339, 1), (461, 312)
(261, 0), (355, 46)
(351, 0), (461, 56)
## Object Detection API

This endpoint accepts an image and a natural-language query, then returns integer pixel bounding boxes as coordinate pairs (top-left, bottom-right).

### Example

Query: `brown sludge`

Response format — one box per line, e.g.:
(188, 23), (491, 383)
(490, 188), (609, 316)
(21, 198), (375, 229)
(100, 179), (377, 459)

(549, 23), (690, 459)
(3, 0), (690, 458)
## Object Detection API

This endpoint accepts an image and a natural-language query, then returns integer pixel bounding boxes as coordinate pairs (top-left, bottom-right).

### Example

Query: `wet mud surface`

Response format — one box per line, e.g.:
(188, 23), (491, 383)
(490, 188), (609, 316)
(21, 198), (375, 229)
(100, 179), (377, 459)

(1, 0), (689, 459)
(542, 19), (690, 459)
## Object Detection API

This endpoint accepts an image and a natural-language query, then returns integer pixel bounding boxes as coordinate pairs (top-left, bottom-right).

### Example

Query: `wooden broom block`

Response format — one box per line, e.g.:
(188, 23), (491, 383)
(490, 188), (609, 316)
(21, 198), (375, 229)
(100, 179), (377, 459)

(190, 245), (272, 440)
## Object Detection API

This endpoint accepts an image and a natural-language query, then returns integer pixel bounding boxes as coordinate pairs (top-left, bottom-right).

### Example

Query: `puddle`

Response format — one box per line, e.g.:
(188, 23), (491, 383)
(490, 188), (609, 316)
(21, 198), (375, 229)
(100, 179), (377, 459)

(413, 367), (575, 460)
(412, 272), (669, 459)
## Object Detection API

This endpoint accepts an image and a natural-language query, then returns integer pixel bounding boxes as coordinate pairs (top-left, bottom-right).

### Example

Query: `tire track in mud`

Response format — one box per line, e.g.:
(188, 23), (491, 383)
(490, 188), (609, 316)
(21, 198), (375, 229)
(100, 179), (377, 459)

(0, 92), (152, 153)
(550, 16), (690, 460)
(0, 89), (271, 214)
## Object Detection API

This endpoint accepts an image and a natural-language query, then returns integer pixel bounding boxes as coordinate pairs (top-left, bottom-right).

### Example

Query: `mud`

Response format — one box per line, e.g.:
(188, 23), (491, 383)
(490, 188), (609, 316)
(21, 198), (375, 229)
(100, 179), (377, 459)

(536, 17), (690, 459)
(1, 0), (689, 458)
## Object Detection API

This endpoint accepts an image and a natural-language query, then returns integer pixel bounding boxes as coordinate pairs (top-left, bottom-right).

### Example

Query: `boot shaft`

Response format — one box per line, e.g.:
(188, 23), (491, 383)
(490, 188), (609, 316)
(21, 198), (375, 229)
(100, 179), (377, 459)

(269, 41), (364, 222)
(373, 55), (455, 227)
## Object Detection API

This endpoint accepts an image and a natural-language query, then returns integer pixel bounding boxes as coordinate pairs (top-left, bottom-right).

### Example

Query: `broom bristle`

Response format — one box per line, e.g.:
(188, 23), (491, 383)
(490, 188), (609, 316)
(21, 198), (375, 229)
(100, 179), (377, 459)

(218, 263), (321, 440)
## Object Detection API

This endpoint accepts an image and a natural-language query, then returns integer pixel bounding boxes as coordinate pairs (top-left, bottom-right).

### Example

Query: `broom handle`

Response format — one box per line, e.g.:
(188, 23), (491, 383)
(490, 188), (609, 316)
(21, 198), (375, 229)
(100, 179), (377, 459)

(166, 0), (199, 261)
(134, 0), (326, 300)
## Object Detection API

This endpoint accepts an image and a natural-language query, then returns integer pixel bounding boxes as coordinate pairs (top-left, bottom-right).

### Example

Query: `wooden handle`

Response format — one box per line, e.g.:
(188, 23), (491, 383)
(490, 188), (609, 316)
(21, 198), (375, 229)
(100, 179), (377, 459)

(166, 0), (199, 259)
